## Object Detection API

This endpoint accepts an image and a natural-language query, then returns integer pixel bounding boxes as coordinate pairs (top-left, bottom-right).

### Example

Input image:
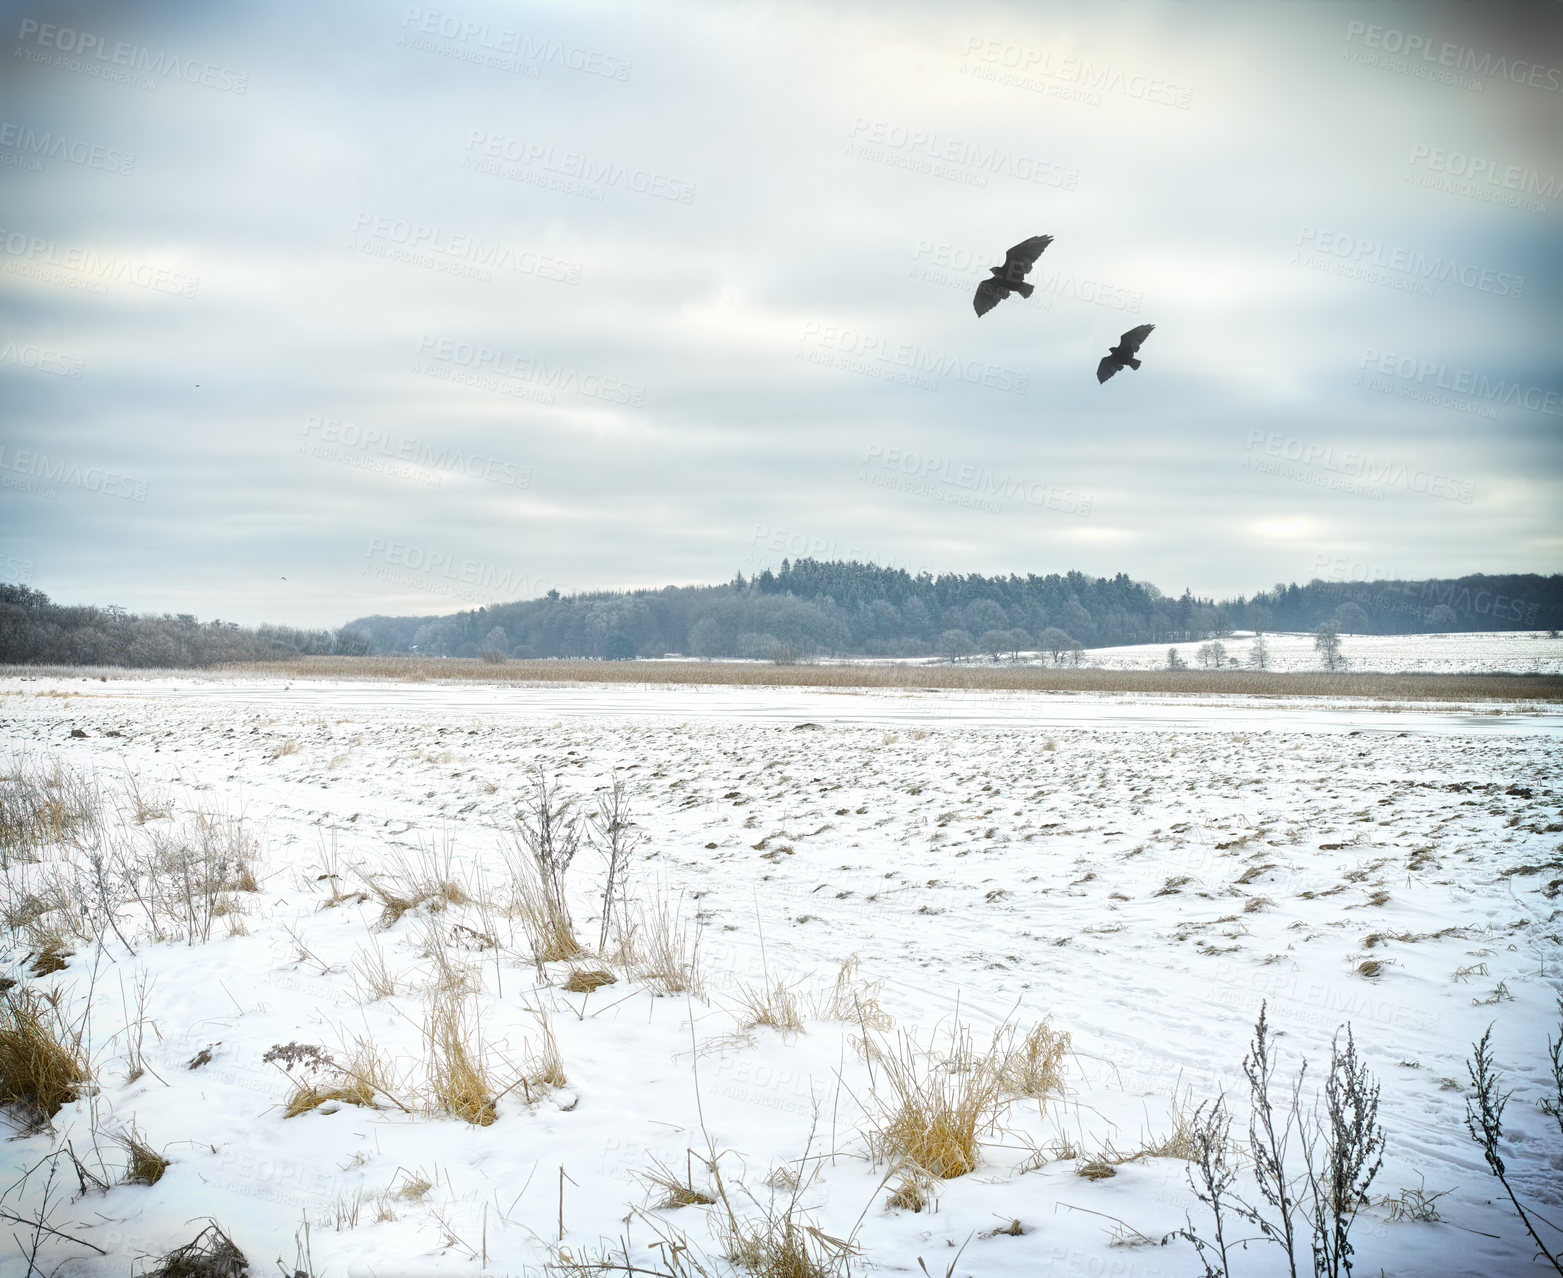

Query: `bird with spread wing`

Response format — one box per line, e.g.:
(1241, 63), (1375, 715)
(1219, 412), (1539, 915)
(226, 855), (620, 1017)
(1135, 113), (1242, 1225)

(972, 234), (1053, 317)
(1096, 324), (1156, 383)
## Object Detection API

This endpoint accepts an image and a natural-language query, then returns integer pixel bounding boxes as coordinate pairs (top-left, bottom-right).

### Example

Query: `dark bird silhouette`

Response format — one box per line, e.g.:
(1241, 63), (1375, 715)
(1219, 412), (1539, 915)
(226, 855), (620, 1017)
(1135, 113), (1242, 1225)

(1096, 324), (1156, 383)
(973, 234), (1053, 317)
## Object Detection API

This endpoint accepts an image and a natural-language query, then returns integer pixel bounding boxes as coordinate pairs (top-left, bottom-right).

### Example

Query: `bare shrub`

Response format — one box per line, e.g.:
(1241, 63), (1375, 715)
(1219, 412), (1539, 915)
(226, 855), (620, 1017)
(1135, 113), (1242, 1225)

(1304, 1026), (1384, 1278)
(505, 770), (585, 965)
(590, 772), (639, 955)
(1464, 1023), (1563, 1273)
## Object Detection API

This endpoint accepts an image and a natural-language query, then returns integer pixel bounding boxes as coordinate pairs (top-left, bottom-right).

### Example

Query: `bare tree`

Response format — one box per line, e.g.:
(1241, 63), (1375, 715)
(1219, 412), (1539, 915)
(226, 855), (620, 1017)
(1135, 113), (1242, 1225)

(1248, 634), (1271, 671)
(1313, 623), (1344, 672)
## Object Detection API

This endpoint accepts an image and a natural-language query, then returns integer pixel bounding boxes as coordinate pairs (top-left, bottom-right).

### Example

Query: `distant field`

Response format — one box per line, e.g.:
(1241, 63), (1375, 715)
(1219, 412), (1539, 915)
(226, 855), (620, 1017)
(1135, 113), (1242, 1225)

(62, 653), (1557, 702)
(1082, 629), (1563, 675)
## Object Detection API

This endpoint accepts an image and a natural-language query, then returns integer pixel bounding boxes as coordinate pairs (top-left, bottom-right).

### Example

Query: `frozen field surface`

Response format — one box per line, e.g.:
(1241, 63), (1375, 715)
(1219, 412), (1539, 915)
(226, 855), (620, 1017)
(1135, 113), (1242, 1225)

(1, 674), (1560, 1278)
(1071, 630), (1563, 675)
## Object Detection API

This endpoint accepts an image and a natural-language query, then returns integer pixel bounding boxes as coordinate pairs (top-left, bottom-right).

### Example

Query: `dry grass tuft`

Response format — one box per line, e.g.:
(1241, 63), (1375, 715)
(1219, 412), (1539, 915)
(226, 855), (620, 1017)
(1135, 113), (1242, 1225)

(735, 978), (806, 1039)
(637, 1155), (717, 1209)
(116, 1123), (170, 1185)
(364, 837), (470, 929)
(0, 987), (91, 1126)
(562, 967), (617, 993)
(0, 756), (99, 866)
(423, 991), (496, 1125)
(352, 943), (399, 1002)
(863, 1024), (1005, 1180)
(997, 1019), (1071, 1099)
(284, 1076), (376, 1118)
(632, 889), (702, 996)
(145, 1220), (247, 1278)
(811, 956), (892, 1031)
(885, 1165), (937, 1213)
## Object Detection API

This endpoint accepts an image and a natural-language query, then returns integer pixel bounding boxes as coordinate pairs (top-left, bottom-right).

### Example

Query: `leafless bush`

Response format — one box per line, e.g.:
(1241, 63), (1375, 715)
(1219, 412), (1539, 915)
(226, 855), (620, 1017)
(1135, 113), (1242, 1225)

(590, 772), (639, 955)
(1464, 1021), (1563, 1274)
(1304, 1026), (1384, 1278)
(505, 770), (585, 965)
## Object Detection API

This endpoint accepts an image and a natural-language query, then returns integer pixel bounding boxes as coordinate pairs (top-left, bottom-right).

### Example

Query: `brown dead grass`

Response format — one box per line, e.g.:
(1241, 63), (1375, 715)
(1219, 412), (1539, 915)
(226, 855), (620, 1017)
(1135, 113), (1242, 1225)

(164, 656), (1563, 704)
(561, 967), (617, 993)
(0, 987), (91, 1126)
(864, 1024), (1005, 1180)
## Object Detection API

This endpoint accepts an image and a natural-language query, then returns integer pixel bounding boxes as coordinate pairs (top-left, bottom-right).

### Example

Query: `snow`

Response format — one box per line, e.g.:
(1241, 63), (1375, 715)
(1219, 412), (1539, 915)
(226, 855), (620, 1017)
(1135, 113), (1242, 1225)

(1, 672), (1560, 1278)
(1067, 630), (1563, 675)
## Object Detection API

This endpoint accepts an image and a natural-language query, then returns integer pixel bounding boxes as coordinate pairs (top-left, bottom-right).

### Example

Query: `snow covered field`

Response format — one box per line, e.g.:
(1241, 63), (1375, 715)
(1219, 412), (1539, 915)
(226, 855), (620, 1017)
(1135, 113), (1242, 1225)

(1072, 631), (1563, 676)
(2, 674), (1560, 1277)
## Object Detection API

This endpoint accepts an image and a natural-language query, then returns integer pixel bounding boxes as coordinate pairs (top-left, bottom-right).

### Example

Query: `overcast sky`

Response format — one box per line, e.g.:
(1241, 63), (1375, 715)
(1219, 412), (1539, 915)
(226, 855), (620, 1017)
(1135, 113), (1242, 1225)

(1, 0), (1559, 627)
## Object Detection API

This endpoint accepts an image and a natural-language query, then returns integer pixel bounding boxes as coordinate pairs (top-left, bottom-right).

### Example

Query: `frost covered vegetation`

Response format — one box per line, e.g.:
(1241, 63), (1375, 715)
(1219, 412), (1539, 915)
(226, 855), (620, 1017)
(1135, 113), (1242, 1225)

(8, 566), (1560, 671)
(0, 583), (371, 668)
(0, 676), (1559, 1275)
(349, 563), (1563, 661)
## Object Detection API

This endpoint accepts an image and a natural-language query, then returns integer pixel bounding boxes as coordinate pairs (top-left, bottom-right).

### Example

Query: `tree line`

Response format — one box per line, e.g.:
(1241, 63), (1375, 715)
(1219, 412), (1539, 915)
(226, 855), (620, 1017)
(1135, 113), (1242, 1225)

(0, 583), (372, 667)
(345, 562), (1563, 662)
(3, 567), (1557, 668)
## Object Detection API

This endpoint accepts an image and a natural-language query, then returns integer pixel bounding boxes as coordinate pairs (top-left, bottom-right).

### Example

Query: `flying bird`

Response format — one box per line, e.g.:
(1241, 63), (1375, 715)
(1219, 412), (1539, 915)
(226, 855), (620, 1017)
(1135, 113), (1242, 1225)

(972, 234), (1053, 317)
(1096, 324), (1156, 383)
